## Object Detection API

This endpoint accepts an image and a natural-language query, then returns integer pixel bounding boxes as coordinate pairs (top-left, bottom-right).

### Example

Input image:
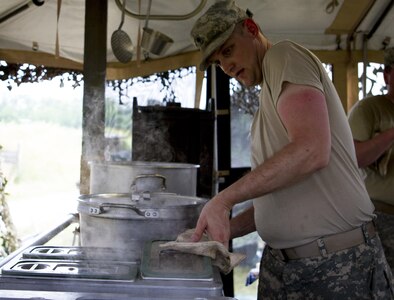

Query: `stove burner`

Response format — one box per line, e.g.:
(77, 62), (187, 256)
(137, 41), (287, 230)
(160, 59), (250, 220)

(2, 259), (138, 280)
(22, 246), (139, 262)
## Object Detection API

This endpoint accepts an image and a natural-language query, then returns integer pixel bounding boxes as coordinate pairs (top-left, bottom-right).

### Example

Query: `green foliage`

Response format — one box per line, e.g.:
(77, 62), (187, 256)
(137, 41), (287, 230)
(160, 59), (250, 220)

(0, 97), (82, 128)
(231, 108), (253, 167)
(230, 78), (260, 116)
(105, 98), (132, 132)
(0, 146), (20, 258)
(0, 122), (82, 239)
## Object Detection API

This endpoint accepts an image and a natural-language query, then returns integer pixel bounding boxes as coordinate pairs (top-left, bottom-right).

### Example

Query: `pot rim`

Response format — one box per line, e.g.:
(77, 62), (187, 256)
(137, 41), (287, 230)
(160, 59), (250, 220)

(89, 161), (200, 169)
(77, 192), (207, 220)
(78, 192), (208, 208)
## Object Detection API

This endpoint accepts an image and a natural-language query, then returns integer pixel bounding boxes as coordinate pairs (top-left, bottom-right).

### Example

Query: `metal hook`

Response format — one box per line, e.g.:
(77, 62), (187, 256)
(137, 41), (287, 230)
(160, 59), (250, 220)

(325, 0), (339, 14)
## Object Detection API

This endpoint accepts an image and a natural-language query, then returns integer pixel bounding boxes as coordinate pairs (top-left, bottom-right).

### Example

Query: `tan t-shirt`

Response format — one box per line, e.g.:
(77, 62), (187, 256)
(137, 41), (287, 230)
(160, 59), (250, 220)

(348, 95), (394, 204)
(251, 41), (374, 249)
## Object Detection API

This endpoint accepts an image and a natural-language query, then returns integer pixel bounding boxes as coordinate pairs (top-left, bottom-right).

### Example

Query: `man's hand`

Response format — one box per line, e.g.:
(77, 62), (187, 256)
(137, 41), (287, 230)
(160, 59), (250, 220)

(191, 196), (232, 248)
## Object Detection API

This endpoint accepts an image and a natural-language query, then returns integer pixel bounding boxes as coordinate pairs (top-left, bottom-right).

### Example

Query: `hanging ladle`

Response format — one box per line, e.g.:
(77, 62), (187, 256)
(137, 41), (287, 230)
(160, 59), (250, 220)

(111, 0), (134, 63)
(141, 0), (173, 57)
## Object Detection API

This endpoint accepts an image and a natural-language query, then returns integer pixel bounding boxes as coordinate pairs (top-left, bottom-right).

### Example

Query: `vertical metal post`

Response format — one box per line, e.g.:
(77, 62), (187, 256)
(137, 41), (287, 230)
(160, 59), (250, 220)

(362, 33), (368, 98)
(80, 0), (108, 194)
(206, 65), (233, 297)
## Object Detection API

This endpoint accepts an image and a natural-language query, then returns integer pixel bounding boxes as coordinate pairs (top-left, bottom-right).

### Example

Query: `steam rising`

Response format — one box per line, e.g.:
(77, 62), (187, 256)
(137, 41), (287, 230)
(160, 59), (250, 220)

(132, 119), (176, 162)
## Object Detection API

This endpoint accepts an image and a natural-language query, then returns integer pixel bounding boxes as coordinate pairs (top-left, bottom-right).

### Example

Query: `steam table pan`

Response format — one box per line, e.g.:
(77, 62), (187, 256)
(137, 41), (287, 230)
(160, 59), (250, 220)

(140, 240), (213, 281)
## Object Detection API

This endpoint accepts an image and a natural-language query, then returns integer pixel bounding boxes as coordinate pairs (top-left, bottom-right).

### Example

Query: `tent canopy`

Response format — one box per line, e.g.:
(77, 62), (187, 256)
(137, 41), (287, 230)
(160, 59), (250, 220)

(0, 0), (393, 78)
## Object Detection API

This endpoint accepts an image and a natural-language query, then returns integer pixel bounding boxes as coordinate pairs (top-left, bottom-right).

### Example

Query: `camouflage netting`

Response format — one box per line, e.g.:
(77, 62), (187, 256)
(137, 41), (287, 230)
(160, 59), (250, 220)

(1, 61), (260, 114)
(0, 147), (20, 259)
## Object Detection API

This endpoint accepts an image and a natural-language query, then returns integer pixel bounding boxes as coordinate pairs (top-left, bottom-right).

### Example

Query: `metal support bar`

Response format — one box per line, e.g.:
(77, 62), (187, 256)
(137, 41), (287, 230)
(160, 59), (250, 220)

(0, 213), (78, 268)
(366, 0), (394, 40)
(114, 0), (207, 21)
(0, 2), (30, 24)
(362, 34), (368, 98)
(0, 0), (45, 24)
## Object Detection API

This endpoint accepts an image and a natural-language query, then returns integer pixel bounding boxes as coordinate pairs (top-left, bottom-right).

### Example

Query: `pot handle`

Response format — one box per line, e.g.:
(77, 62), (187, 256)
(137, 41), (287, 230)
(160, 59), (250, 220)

(130, 174), (167, 193)
(94, 202), (160, 218)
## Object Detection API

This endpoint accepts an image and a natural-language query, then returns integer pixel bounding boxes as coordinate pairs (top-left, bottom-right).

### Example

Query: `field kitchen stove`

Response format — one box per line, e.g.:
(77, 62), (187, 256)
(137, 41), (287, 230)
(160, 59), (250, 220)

(0, 214), (233, 300)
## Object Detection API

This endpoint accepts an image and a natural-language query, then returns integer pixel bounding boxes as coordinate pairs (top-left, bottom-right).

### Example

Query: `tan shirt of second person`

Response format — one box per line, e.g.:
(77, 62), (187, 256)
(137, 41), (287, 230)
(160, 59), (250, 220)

(251, 41), (375, 249)
(348, 94), (394, 205)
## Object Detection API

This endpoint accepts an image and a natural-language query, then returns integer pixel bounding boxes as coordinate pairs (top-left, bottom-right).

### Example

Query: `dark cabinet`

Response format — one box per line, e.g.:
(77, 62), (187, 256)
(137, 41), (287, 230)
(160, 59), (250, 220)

(132, 102), (215, 197)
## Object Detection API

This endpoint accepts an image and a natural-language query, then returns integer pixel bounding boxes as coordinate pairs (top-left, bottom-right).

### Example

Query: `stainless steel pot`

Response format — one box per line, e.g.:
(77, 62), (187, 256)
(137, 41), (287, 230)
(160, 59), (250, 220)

(141, 27), (173, 56)
(140, 0), (173, 56)
(89, 161), (199, 196)
(77, 192), (207, 258)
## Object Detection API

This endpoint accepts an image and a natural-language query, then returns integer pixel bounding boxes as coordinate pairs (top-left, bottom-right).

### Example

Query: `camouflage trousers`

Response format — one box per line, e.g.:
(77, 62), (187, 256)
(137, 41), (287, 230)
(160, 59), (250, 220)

(258, 234), (394, 299)
(375, 212), (394, 275)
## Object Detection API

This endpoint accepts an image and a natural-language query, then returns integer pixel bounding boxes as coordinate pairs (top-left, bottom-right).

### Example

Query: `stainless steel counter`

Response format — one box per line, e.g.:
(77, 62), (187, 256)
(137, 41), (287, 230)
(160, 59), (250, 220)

(0, 290), (236, 300)
(0, 213), (234, 300)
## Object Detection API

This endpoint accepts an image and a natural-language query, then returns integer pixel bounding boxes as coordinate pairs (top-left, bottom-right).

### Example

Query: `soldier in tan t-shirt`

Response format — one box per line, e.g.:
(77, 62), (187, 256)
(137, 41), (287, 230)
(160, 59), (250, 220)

(190, 1), (393, 299)
(348, 47), (394, 273)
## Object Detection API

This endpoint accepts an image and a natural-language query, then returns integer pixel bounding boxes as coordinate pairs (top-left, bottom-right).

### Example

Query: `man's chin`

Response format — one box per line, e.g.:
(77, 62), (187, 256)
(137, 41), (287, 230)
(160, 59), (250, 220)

(238, 79), (255, 87)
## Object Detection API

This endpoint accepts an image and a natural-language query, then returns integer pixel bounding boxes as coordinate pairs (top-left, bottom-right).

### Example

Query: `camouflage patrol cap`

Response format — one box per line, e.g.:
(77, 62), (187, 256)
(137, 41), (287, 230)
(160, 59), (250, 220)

(191, 0), (251, 71)
(384, 47), (394, 67)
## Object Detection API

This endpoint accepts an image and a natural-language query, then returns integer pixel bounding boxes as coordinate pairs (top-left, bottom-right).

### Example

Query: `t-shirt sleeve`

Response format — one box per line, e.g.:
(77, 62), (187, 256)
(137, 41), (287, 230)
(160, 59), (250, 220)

(263, 41), (324, 106)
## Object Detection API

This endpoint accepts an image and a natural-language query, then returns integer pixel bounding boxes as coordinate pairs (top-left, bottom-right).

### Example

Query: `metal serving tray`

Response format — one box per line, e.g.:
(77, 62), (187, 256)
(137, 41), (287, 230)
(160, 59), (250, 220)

(140, 240), (213, 281)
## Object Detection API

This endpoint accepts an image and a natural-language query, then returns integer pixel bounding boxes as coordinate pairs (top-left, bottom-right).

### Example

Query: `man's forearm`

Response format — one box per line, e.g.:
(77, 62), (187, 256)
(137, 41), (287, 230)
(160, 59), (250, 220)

(230, 206), (256, 239)
(355, 128), (394, 167)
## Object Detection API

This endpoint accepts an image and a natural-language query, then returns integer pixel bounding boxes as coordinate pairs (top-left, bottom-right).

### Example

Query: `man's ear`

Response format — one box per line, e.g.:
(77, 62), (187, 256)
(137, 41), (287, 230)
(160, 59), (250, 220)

(244, 19), (258, 36)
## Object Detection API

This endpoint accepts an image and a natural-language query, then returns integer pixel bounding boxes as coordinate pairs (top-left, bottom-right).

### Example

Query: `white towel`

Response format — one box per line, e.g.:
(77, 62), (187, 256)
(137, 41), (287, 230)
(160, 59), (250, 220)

(159, 229), (246, 275)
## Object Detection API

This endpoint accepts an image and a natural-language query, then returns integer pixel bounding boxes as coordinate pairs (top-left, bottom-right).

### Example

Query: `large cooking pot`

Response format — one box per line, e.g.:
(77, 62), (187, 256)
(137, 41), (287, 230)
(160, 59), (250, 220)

(89, 161), (199, 196)
(77, 192), (207, 258)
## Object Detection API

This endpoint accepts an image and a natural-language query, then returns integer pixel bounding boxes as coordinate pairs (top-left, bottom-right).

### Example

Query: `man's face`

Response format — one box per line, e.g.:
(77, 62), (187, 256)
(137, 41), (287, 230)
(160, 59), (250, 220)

(208, 25), (263, 87)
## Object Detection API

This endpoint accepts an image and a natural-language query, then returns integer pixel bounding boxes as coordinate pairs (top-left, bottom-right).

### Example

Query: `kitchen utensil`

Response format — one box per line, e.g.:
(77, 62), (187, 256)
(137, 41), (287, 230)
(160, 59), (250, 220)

(141, 0), (173, 56)
(111, 0), (133, 63)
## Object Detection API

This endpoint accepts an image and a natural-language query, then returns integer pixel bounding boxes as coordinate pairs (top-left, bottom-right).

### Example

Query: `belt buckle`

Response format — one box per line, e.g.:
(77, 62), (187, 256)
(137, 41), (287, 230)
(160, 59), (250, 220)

(362, 221), (375, 245)
(317, 238), (328, 257)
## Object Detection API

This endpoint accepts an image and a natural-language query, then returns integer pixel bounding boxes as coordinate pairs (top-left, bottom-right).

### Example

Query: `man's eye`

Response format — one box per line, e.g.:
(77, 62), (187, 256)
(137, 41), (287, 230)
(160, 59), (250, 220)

(222, 46), (232, 57)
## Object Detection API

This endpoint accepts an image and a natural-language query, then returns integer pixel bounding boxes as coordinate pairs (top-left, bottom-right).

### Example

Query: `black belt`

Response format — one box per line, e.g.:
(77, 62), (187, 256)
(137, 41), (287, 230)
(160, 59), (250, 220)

(269, 221), (376, 260)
